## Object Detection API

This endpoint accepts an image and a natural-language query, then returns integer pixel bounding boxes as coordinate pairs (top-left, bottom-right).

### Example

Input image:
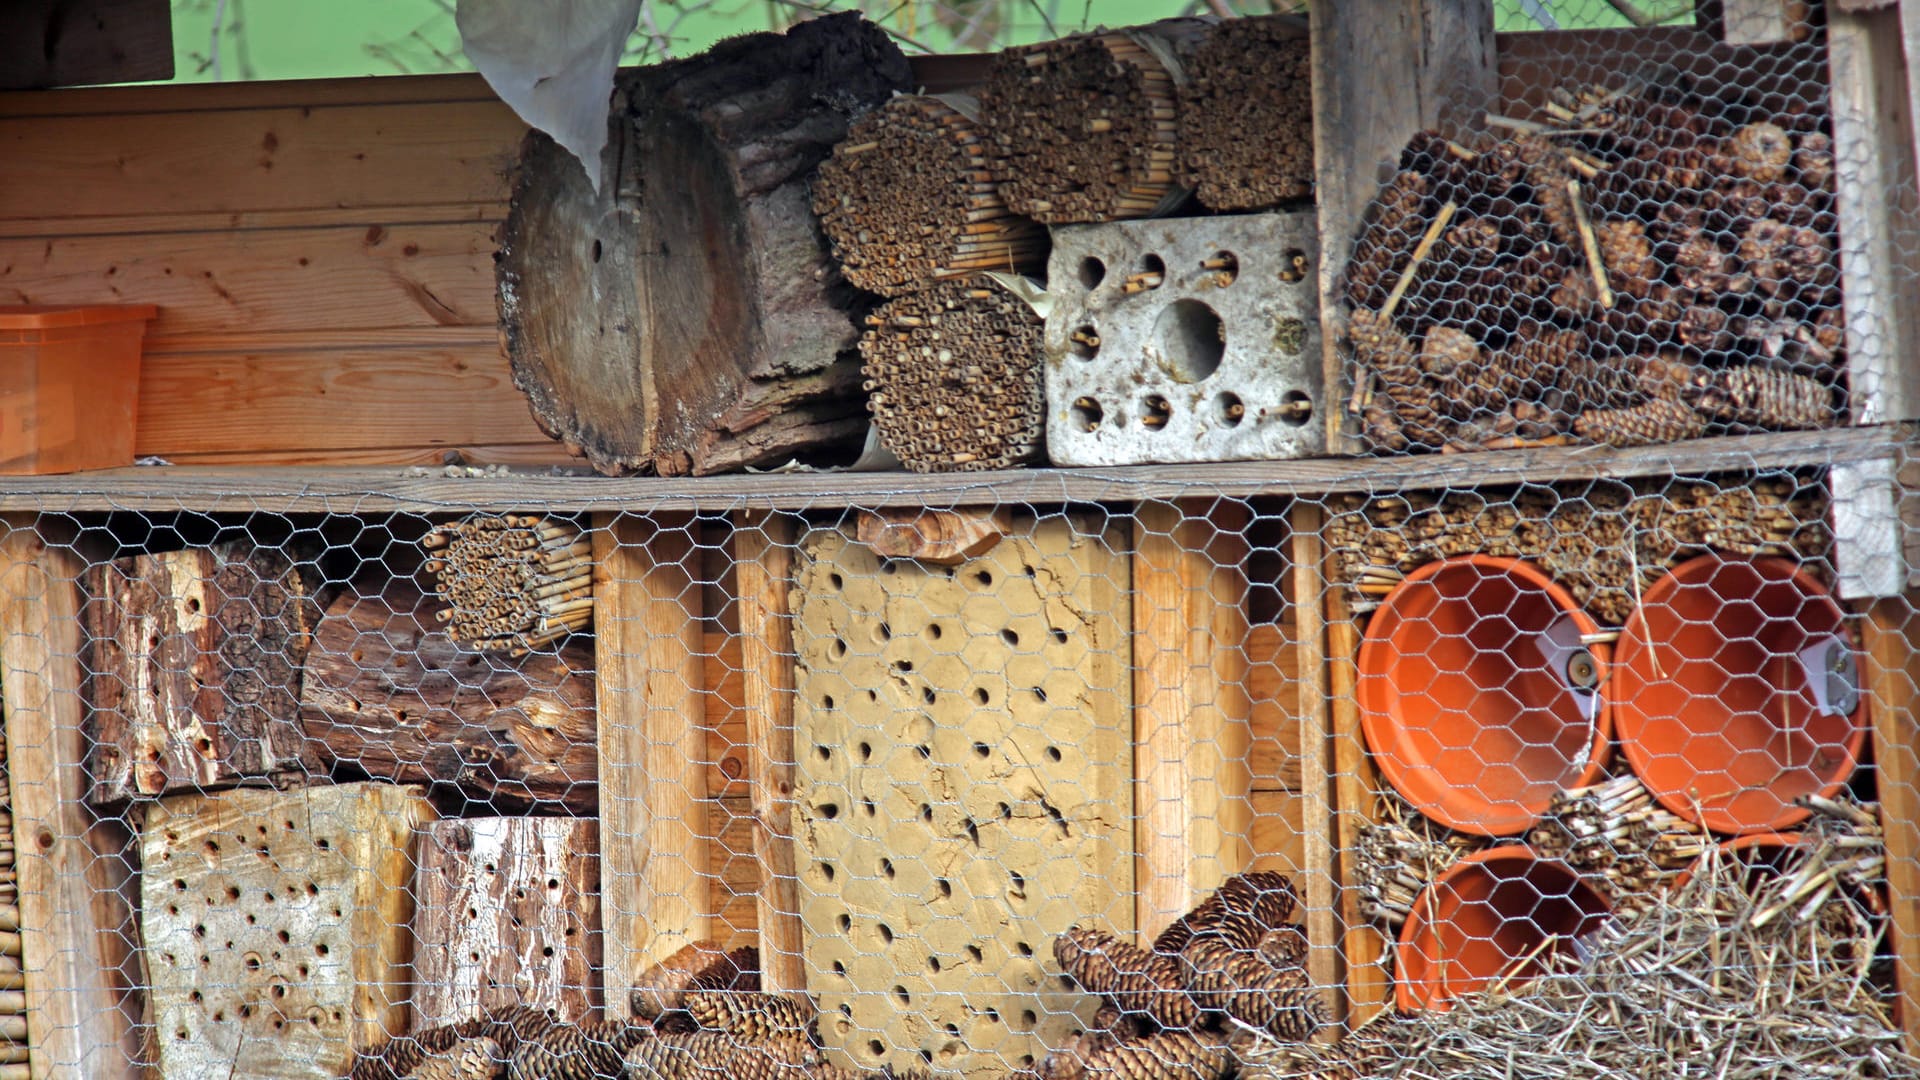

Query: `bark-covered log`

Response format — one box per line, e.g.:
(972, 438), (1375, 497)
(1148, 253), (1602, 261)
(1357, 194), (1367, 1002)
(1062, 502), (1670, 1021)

(297, 578), (598, 811)
(80, 541), (317, 805)
(497, 12), (912, 477)
(412, 816), (602, 1029)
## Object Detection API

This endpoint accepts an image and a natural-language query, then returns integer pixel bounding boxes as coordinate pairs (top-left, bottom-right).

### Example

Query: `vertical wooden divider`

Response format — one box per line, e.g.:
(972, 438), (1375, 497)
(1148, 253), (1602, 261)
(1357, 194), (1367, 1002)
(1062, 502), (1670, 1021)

(0, 518), (140, 1079)
(1130, 500), (1252, 944)
(1285, 502), (1343, 1016)
(1323, 553), (1388, 1025)
(592, 512), (712, 1020)
(731, 511), (806, 994)
(1861, 598), (1920, 1053)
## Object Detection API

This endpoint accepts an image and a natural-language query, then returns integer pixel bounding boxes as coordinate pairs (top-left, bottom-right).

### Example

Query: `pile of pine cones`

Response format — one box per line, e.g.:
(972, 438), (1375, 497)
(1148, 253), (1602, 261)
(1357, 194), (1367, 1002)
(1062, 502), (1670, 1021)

(348, 944), (923, 1080)
(1026, 872), (1321, 1080)
(1346, 81), (1845, 453)
(1324, 473), (1831, 623)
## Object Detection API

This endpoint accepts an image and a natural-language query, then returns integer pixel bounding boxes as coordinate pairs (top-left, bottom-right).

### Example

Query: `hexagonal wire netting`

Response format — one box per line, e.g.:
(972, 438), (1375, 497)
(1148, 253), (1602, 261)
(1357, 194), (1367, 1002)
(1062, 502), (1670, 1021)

(5, 2), (1920, 1079)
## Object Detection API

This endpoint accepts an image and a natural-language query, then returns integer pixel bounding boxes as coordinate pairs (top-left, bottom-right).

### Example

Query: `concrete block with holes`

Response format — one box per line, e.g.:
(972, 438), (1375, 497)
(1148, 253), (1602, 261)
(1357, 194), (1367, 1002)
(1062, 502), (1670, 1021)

(141, 781), (435, 1079)
(792, 517), (1135, 1080)
(1043, 211), (1325, 465)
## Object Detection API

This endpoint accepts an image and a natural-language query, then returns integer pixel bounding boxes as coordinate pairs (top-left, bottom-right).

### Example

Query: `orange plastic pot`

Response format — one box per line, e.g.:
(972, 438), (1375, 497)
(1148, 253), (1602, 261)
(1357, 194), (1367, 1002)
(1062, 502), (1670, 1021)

(1358, 556), (1612, 836)
(1395, 845), (1613, 1012)
(1614, 554), (1865, 835)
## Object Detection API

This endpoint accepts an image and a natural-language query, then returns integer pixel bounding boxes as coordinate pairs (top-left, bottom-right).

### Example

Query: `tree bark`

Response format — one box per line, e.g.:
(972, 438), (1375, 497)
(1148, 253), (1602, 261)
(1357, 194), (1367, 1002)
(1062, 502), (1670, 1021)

(497, 11), (911, 476)
(80, 541), (317, 805)
(412, 816), (602, 1030)
(297, 578), (598, 812)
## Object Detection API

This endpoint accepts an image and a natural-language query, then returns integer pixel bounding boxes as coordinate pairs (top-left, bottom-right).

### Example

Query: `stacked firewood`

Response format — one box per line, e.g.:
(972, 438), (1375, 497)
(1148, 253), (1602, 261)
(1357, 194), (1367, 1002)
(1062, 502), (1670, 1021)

(1324, 473), (1831, 623)
(813, 95), (1046, 297)
(1032, 872), (1320, 1080)
(422, 515), (592, 654)
(858, 280), (1047, 471)
(1176, 18), (1312, 211)
(1525, 775), (1704, 915)
(1345, 83), (1845, 453)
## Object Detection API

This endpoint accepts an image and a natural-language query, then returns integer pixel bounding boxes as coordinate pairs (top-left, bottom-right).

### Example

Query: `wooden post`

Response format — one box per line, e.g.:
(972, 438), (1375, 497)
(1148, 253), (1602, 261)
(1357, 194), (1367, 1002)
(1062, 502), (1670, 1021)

(1309, 0), (1496, 454)
(1834, 4), (1920, 426)
(1285, 502), (1343, 1018)
(412, 817), (601, 1028)
(593, 512), (712, 1020)
(1323, 547), (1389, 1025)
(0, 518), (140, 1080)
(730, 511), (805, 994)
(1861, 597), (1920, 1054)
(1130, 500), (1252, 943)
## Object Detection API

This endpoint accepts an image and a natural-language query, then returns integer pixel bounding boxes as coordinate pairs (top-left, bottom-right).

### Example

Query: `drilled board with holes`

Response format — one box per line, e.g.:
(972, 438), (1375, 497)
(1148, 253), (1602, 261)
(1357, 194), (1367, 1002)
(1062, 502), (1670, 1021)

(140, 781), (435, 1079)
(1044, 211), (1326, 466)
(792, 516), (1134, 1080)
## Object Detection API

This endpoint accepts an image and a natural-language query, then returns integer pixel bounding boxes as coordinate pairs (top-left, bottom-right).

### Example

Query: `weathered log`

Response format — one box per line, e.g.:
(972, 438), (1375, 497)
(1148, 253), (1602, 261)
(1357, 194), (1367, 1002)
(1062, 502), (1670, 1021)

(297, 578), (598, 811)
(412, 816), (601, 1030)
(80, 541), (316, 805)
(497, 12), (912, 476)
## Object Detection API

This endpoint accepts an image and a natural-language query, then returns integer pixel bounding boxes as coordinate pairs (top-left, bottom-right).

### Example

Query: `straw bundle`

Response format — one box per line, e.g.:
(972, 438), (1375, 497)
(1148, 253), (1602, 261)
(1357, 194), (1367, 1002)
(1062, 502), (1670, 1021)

(1177, 17), (1312, 211)
(422, 515), (592, 654)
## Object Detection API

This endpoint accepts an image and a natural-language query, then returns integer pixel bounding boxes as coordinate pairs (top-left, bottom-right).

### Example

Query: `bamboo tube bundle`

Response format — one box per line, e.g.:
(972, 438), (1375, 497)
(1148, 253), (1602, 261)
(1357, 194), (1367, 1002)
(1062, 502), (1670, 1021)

(858, 278), (1046, 472)
(979, 28), (1190, 224)
(1176, 17), (1312, 211)
(1355, 796), (1483, 929)
(0, 745), (23, 1078)
(421, 514), (593, 655)
(813, 95), (1047, 297)
(1524, 774), (1701, 912)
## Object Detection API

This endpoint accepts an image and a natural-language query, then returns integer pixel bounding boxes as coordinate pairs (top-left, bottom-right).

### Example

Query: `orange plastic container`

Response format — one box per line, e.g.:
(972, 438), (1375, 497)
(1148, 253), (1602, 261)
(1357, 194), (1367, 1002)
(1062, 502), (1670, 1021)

(1613, 554), (1865, 835)
(0, 305), (155, 474)
(1395, 845), (1612, 1012)
(1358, 556), (1612, 836)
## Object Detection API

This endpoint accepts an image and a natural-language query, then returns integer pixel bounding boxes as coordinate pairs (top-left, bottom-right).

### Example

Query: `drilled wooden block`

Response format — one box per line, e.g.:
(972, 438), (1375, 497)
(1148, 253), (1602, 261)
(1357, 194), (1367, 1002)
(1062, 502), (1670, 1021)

(141, 781), (435, 1080)
(413, 816), (602, 1029)
(793, 516), (1135, 1080)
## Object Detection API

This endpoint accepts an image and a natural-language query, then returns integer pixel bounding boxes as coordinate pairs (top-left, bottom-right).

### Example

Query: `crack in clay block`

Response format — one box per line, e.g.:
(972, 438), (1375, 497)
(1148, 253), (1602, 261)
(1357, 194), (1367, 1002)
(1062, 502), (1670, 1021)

(141, 781), (435, 1080)
(793, 516), (1135, 1079)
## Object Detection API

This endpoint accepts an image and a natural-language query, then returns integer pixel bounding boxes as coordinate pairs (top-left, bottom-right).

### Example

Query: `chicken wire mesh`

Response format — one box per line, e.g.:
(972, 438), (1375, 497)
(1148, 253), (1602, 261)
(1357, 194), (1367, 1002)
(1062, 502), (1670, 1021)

(0, 444), (1904, 1079)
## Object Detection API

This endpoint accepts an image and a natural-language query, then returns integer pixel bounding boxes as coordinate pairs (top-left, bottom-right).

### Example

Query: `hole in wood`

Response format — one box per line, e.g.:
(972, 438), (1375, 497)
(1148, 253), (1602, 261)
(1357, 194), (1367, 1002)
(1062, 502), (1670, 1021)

(973, 687), (990, 706)
(881, 858), (896, 879)
(928, 623), (943, 640)
(857, 741), (872, 760)
(893, 985), (910, 1005)
(1000, 628), (1020, 647)
(818, 802), (840, 820)
(1046, 746), (1063, 762)
(828, 572), (845, 591)
(878, 923), (894, 943)
(967, 944), (983, 963)
(973, 742), (991, 758)
(936, 878), (952, 900)
(1154, 300), (1225, 383)
(928, 955), (942, 973)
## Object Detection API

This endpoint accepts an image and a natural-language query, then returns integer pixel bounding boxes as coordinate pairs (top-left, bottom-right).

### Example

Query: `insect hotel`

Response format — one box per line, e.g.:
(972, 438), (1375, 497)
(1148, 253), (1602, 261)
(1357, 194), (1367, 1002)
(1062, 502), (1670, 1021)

(1, 2), (1920, 1078)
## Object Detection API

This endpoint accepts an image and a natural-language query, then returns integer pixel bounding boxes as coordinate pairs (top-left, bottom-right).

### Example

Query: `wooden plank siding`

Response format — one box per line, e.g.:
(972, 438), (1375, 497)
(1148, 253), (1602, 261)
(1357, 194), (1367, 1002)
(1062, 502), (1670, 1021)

(0, 75), (572, 467)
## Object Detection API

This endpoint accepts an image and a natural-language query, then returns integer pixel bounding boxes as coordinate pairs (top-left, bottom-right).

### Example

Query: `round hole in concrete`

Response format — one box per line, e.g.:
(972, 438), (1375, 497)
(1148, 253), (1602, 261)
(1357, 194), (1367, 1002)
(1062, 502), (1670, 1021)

(1077, 257), (1106, 289)
(1280, 389), (1313, 427)
(1154, 300), (1225, 383)
(1280, 248), (1309, 284)
(1216, 391), (1246, 427)
(1141, 394), (1172, 430)
(1069, 323), (1100, 360)
(1070, 397), (1104, 433)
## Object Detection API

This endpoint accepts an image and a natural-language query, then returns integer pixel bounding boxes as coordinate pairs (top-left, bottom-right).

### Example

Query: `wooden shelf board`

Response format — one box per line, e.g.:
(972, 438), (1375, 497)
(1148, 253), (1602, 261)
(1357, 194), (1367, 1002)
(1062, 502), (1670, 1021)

(0, 427), (1898, 515)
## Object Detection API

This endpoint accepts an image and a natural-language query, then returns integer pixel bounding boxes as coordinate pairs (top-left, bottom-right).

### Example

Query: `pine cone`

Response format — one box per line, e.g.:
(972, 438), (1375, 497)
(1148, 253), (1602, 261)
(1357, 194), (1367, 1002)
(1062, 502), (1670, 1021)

(1795, 132), (1834, 191)
(1153, 871), (1301, 956)
(1631, 353), (1696, 401)
(1346, 171), (1431, 311)
(1727, 122), (1792, 184)
(1176, 936), (1322, 1041)
(1572, 398), (1708, 447)
(624, 1032), (829, 1080)
(507, 1020), (648, 1080)
(1055, 927), (1198, 1030)
(633, 943), (763, 1021)
(1598, 219), (1657, 300)
(354, 1007), (560, 1080)
(1687, 367), (1835, 430)
(407, 1038), (505, 1080)
(1079, 1032), (1232, 1080)
(684, 992), (815, 1052)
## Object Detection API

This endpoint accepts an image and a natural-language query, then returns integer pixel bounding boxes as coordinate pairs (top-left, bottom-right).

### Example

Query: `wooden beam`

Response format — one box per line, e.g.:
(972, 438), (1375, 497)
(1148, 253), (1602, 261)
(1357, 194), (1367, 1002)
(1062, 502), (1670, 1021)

(731, 511), (805, 993)
(1833, 4), (1920, 425)
(1323, 543), (1389, 1026)
(1861, 598), (1920, 1055)
(1310, 0), (1497, 453)
(0, 427), (1895, 516)
(1130, 500), (1252, 943)
(0, 0), (172, 90)
(0, 518), (139, 1079)
(593, 512), (712, 1020)
(1286, 502), (1343, 1019)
